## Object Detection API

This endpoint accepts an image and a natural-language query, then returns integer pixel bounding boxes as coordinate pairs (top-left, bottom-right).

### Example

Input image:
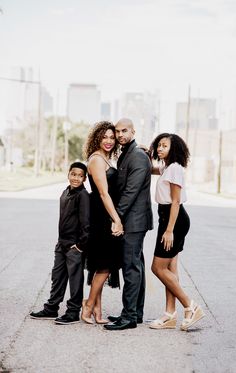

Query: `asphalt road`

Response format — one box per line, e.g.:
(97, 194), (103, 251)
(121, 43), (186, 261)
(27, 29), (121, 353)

(0, 184), (236, 373)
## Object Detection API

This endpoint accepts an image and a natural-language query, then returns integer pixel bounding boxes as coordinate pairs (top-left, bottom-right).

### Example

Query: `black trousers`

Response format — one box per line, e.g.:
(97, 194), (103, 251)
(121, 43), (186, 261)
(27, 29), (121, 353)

(120, 231), (146, 322)
(44, 243), (84, 317)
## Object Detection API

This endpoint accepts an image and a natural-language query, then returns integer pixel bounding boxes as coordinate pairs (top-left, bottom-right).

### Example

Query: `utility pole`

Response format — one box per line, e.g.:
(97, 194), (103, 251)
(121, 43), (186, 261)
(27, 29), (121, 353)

(50, 90), (59, 174)
(217, 91), (224, 194)
(217, 130), (223, 194)
(192, 92), (200, 183)
(157, 94), (161, 134)
(185, 84), (191, 143)
(34, 73), (41, 176)
(63, 121), (71, 171)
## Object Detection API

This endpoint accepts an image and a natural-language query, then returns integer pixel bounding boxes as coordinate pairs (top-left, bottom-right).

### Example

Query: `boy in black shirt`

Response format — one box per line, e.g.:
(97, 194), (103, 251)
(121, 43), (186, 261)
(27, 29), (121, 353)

(30, 162), (90, 325)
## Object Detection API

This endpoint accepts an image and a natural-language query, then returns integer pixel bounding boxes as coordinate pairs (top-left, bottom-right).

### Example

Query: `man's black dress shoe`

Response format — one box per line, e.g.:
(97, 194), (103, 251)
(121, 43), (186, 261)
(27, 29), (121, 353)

(54, 314), (80, 325)
(104, 319), (137, 331)
(108, 315), (143, 324)
(107, 315), (121, 323)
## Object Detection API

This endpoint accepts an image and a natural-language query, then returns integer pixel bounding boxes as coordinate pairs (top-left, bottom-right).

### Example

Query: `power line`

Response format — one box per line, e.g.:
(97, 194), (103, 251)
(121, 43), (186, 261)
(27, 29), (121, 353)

(0, 76), (40, 84)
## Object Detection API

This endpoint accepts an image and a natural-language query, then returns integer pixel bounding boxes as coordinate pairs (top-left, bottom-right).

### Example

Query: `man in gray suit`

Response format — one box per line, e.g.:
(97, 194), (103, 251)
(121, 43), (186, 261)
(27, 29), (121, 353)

(104, 118), (153, 331)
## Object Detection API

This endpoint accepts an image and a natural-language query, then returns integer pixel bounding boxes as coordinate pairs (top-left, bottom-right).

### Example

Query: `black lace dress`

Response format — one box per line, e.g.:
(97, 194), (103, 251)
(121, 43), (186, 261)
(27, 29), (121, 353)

(86, 167), (121, 288)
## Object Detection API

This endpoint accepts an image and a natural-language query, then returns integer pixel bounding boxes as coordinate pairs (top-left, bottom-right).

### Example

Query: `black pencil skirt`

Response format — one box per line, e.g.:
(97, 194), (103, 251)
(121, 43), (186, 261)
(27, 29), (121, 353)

(154, 204), (190, 259)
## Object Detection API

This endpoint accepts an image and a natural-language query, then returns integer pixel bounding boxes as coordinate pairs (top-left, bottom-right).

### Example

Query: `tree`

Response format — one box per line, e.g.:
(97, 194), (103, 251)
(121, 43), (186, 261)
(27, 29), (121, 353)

(68, 121), (90, 161)
(45, 117), (90, 171)
(3, 117), (91, 171)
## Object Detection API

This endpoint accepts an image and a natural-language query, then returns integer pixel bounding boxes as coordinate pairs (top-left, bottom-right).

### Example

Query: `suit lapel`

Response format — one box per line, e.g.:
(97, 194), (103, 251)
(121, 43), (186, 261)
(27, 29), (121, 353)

(118, 141), (137, 169)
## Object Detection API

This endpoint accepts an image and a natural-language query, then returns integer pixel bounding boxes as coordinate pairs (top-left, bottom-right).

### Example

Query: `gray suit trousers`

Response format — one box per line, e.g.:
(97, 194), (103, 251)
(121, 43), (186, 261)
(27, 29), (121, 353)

(121, 231), (146, 322)
(44, 243), (84, 317)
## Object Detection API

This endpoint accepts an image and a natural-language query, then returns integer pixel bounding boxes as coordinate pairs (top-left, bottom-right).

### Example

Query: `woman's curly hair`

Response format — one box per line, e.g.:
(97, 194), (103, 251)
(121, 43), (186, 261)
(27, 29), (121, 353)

(149, 133), (190, 168)
(83, 121), (119, 160)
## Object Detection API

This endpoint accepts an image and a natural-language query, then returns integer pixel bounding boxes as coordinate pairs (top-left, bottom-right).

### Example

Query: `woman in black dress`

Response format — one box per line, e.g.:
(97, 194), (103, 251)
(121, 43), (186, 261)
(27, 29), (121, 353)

(82, 121), (123, 324)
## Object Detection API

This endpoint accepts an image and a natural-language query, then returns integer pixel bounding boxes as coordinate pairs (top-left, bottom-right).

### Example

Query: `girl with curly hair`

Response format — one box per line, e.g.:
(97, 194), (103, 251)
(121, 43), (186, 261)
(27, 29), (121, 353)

(82, 121), (123, 324)
(149, 133), (205, 331)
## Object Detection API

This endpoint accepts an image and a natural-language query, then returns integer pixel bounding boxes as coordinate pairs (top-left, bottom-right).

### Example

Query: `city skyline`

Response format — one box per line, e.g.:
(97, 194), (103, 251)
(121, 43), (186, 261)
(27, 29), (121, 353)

(0, 0), (236, 130)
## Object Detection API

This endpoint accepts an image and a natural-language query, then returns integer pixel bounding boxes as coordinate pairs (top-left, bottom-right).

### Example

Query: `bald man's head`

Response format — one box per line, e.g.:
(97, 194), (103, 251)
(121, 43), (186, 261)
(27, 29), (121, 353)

(115, 118), (135, 145)
(115, 118), (134, 130)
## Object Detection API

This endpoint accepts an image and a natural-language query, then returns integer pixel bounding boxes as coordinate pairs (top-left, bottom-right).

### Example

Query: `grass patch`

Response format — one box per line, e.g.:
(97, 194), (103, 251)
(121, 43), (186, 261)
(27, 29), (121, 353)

(0, 168), (66, 191)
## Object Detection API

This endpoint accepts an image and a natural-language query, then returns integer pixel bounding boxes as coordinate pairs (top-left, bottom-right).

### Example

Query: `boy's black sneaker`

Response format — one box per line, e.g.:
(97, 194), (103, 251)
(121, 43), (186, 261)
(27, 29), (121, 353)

(30, 310), (58, 320)
(54, 314), (80, 325)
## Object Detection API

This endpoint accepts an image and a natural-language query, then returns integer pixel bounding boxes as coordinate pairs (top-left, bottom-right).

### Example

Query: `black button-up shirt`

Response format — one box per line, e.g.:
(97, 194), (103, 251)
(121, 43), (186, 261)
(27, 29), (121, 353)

(58, 184), (90, 251)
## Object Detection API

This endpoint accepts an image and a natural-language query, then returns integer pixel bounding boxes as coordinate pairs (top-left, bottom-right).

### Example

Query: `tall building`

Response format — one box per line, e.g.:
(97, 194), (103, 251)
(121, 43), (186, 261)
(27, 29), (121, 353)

(0, 66), (53, 130)
(67, 84), (101, 124)
(121, 91), (160, 146)
(113, 99), (121, 123)
(0, 66), (53, 168)
(176, 98), (218, 132)
(176, 97), (220, 185)
(101, 102), (111, 121)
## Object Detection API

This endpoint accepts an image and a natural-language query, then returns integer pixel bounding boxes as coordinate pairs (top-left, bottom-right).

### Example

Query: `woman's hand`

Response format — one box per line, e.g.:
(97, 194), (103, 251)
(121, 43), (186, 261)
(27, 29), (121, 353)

(138, 144), (151, 157)
(161, 230), (174, 251)
(111, 220), (124, 236)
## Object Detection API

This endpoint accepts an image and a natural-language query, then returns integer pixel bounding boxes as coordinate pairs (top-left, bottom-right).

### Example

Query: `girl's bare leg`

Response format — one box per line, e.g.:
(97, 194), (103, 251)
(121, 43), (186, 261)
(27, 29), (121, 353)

(156, 256), (178, 322)
(166, 256), (179, 311)
(151, 256), (190, 308)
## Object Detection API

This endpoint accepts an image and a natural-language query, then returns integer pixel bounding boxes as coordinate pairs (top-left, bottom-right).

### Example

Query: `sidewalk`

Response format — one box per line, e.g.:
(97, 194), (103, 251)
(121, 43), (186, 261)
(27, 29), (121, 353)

(1, 179), (236, 208)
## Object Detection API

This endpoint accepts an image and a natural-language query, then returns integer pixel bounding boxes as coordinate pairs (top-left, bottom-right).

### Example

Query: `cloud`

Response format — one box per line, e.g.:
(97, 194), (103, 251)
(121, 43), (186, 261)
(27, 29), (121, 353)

(49, 7), (75, 16)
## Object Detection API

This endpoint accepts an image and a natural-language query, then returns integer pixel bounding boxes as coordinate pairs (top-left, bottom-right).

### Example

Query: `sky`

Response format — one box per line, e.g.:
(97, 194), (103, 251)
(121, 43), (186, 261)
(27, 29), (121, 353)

(0, 0), (236, 129)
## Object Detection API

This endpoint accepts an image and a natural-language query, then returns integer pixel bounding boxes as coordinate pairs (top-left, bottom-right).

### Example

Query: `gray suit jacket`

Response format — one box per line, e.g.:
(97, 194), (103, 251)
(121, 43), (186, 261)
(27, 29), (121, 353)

(116, 140), (153, 233)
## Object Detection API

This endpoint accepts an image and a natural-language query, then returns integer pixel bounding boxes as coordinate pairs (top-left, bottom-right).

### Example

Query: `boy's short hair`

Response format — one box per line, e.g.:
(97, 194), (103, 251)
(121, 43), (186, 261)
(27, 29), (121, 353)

(69, 162), (87, 175)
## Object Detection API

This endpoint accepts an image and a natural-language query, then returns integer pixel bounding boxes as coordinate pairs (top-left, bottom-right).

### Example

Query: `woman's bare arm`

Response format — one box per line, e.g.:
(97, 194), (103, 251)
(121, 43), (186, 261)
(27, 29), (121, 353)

(88, 156), (123, 234)
(161, 183), (181, 250)
(151, 166), (160, 175)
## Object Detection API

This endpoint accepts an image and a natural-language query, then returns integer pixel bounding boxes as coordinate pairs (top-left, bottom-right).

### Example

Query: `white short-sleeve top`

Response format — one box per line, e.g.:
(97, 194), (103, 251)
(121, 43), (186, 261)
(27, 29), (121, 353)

(155, 162), (187, 204)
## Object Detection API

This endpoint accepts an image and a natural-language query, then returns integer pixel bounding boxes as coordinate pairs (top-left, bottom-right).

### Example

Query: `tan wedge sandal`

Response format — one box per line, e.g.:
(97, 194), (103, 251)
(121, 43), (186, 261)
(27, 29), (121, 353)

(180, 300), (205, 331)
(149, 311), (177, 329)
